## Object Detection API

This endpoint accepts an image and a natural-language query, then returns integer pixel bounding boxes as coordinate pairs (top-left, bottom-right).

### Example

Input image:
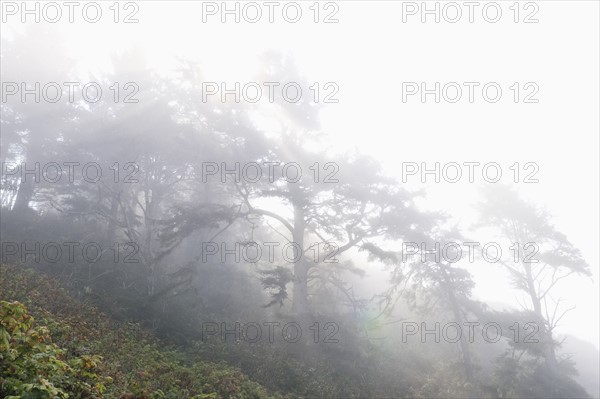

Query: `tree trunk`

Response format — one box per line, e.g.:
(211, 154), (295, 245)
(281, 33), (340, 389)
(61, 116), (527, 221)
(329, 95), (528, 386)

(105, 193), (120, 243)
(441, 266), (475, 383)
(13, 177), (35, 212)
(450, 295), (474, 382)
(291, 204), (308, 314)
(524, 264), (557, 369)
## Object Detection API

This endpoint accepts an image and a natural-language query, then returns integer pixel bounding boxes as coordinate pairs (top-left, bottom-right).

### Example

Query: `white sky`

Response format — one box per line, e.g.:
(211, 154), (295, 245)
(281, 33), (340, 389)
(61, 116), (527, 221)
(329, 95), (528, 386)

(2, 1), (598, 346)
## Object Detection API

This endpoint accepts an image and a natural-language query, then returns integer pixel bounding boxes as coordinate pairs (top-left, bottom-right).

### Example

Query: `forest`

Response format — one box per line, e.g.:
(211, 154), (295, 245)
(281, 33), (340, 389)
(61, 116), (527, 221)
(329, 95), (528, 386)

(1, 12), (599, 399)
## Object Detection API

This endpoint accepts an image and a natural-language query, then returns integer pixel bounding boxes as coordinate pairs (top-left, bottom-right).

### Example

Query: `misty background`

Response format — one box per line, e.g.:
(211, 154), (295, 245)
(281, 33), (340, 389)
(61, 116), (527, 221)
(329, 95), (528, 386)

(1, 1), (598, 398)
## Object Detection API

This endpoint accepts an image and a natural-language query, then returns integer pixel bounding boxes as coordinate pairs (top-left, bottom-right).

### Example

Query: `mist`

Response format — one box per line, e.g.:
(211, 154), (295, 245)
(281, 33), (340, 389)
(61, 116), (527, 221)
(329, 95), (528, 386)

(1, 2), (599, 398)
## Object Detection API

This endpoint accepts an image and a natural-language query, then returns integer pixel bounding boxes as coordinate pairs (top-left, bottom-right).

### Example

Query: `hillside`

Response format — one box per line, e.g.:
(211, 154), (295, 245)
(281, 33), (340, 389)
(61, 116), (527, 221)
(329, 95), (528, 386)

(560, 336), (600, 399)
(0, 264), (276, 399)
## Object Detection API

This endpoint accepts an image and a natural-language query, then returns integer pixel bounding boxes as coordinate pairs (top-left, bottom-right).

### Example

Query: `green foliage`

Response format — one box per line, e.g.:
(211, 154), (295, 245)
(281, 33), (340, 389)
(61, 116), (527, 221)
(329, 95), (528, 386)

(410, 360), (479, 399)
(492, 353), (590, 398)
(258, 267), (294, 308)
(0, 300), (111, 398)
(0, 265), (274, 399)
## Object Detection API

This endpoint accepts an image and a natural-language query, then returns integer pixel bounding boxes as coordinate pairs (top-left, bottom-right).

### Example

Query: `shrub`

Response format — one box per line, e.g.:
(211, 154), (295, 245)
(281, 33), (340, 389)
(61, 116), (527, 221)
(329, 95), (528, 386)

(0, 300), (112, 398)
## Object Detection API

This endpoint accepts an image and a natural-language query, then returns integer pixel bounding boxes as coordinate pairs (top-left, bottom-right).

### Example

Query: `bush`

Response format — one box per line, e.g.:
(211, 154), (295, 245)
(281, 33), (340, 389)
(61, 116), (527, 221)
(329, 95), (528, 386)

(0, 300), (112, 398)
(0, 265), (275, 399)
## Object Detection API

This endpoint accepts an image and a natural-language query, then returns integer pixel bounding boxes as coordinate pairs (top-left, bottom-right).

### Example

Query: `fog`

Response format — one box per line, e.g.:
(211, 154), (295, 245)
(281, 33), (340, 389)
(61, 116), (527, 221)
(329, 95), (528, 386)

(1, 1), (598, 398)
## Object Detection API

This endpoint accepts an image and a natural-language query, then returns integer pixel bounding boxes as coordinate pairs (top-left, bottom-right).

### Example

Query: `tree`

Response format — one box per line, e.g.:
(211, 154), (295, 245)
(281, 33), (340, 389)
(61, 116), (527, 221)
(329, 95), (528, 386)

(232, 141), (434, 314)
(406, 226), (480, 384)
(477, 185), (591, 369)
(1, 25), (81, 212)
(368, 222), (482, 393)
